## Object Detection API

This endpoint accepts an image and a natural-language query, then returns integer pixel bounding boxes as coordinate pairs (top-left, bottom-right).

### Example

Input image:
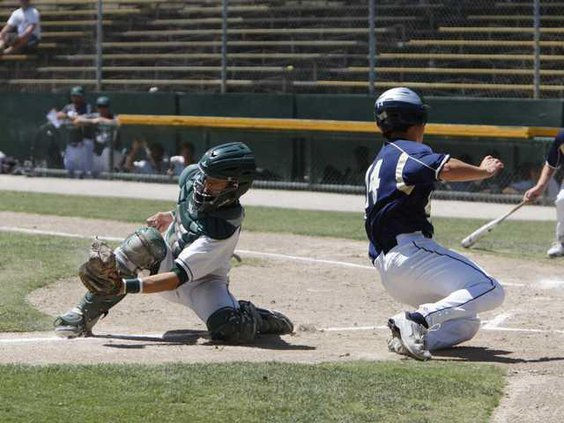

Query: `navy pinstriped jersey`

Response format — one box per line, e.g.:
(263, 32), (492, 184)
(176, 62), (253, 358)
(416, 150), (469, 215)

(546, 130), (564, 169)
(364, 140), (450, 259)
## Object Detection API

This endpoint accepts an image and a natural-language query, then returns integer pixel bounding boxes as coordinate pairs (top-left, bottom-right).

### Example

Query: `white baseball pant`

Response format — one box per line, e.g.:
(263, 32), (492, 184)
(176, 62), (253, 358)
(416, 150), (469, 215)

(555, 185), (564, 243)
(374, 232), (505, 351)
(156, 244), (239, 323)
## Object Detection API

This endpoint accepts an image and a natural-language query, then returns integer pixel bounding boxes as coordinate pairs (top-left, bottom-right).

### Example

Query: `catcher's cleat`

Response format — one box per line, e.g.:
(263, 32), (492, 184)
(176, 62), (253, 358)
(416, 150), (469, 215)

(387, 312), (431, 361)
(53, 307), (98, 338)
(256, 307), (294, 335)
(547, 242), (564, 258)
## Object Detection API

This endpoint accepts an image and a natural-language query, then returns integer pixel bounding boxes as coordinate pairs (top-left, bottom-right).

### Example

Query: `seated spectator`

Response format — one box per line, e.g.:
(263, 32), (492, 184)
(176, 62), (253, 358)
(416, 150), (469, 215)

(0, 0), (40, 55)
(124, 139), (168, 175)
(73, 96), (121, 176)
(168, 142), (196, 176)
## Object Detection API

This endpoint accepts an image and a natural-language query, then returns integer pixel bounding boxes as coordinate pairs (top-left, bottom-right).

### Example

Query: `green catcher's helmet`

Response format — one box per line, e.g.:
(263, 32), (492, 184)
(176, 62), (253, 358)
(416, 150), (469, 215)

(193, 142), (256, 212)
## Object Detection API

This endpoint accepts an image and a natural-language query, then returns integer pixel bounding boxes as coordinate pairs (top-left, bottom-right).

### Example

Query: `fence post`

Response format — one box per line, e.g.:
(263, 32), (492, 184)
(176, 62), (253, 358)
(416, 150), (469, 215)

(95, 0), (103, 91)
(221, 0), (228, 94)
(533, 0), (541, 99)
(368, 0), (376, 96)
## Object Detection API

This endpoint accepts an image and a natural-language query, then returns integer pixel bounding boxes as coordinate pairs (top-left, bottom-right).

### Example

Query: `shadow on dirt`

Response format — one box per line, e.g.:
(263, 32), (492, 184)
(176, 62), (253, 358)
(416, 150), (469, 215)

(434, 346), (564, 364)
(94, 329), (315, 351)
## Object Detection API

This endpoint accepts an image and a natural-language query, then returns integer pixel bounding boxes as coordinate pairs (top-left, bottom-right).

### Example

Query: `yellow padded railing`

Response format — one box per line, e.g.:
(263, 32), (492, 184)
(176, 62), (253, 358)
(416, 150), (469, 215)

(118, 114), (560, 139)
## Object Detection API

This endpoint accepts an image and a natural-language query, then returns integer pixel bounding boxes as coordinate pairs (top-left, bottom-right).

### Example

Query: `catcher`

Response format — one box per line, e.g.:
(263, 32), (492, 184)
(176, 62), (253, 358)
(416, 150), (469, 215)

(54, 142), (294, 343)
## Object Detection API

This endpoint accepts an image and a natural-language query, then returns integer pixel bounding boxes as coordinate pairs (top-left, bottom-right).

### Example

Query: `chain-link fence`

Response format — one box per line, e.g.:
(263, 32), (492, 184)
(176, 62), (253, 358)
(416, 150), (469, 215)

(1, 0), (563, 98)
(15, 121), (559, 205)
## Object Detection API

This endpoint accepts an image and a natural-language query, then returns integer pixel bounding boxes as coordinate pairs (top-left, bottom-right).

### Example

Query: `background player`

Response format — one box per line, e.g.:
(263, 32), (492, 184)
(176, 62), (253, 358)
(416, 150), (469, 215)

(365, 87), (505, 360)
(54, 142), (293, 344)
(523, 130), (564, 258)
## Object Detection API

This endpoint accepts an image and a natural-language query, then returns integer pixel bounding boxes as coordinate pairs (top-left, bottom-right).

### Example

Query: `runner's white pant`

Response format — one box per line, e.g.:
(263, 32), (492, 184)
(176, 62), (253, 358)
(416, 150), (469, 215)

(156, 246), (239, 324)
(555, 186), (564, 243)
(374, 232), (505, 351)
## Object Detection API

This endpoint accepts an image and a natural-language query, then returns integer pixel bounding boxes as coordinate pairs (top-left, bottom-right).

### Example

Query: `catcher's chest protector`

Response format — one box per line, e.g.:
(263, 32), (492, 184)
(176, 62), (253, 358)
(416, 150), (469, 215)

(167, 167), (244, 257)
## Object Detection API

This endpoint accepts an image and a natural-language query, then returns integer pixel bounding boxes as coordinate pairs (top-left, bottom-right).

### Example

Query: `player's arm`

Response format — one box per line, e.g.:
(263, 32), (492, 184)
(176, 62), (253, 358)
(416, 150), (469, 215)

(122, 271), (180, 294)
(146, 211), (174, 232)
(523, 164), (557, 202)
(439, 156), (503, 182)
(122, 232), (238, 294)
(21, 22), (36, 39)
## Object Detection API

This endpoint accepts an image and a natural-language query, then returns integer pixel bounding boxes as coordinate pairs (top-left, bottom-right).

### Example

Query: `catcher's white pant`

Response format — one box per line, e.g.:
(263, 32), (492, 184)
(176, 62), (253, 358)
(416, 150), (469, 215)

(374, 232), (505, 351)
(156, 245), (239, 324)
(555, 185), (564, 243)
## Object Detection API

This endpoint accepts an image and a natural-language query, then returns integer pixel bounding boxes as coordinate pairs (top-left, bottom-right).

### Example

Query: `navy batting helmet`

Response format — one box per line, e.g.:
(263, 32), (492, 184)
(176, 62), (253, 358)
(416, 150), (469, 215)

(374, 87), (428, 138)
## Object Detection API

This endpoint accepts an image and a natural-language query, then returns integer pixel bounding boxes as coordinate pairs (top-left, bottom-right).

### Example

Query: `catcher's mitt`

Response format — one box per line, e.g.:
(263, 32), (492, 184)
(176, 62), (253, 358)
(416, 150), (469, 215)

(79, 239), (123, 296)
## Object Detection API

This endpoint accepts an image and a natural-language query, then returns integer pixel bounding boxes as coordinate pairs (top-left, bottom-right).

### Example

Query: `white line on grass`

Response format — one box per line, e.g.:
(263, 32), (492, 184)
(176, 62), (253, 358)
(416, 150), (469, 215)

(0, 226), (526, 287)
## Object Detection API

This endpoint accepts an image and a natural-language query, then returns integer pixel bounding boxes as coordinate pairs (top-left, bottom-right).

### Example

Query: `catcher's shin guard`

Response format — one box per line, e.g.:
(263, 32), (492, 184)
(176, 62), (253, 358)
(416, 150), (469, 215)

(206, 301), (259, 344)
(254, 306), (294, 335)
(54, 291), (125, 338)
(205, 301), (293, 344)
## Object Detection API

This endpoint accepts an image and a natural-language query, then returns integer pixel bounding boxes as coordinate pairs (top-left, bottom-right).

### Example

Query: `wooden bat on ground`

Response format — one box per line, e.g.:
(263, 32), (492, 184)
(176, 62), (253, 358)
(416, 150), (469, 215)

(460, 201), (527, 248)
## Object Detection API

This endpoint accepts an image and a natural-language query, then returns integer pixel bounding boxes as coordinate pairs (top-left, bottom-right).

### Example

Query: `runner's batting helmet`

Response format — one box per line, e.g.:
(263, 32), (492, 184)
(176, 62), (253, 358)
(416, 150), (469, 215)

(374, 87), (429, 137)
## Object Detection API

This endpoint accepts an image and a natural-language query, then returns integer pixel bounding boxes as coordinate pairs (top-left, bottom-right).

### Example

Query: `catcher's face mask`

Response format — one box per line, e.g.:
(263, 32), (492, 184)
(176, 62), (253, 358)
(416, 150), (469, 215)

(193, 173), (239, 212)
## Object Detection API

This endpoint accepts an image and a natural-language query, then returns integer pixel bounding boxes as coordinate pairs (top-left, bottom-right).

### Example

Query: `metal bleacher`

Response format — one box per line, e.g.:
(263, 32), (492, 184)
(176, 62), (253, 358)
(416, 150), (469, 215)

(1, 0), (563, 97)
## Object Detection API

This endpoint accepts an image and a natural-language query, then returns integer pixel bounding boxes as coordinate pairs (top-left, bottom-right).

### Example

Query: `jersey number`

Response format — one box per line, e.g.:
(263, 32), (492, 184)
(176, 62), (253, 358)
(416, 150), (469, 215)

(365, 159), (383, 208)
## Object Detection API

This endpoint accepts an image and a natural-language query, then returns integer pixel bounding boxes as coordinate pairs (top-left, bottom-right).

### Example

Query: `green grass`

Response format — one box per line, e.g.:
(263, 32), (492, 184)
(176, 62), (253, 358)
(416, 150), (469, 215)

(0, 362), (504, 423)
(0, 190), (555, 259)
(0, 232), (90, 332)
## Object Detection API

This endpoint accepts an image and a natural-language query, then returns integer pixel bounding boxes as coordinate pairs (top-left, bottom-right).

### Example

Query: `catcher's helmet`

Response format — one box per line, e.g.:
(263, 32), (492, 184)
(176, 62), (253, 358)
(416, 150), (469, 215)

(374, 87), (428, 137)
(193, 142), (256, 212)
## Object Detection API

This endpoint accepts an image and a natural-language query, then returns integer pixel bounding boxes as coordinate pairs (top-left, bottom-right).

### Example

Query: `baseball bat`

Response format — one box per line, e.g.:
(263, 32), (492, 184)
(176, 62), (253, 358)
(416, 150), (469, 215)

(460, 200), (527, 248)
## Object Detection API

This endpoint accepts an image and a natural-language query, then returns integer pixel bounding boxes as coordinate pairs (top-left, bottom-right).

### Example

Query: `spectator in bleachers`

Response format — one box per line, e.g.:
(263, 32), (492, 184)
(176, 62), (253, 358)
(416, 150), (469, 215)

(0, 0), (41, 55)
(124, 139), (168, 175)
(55, 86), (94, 178)
(73, 96), (122, 177)
(168, 142), (196, 176)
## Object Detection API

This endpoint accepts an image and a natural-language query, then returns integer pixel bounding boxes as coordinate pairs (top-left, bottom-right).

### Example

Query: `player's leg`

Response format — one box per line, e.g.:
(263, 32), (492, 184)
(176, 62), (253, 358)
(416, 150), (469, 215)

(160, 277), (293, 343)
(55, 228), (168, 337)
(54, 292), (126, 338)
(424, 316), (481, 351)
(63, 144), (79, 178)
(81, 138), (94, 177)
(377, 235), (504, 358)
(548, 187), (564, 258)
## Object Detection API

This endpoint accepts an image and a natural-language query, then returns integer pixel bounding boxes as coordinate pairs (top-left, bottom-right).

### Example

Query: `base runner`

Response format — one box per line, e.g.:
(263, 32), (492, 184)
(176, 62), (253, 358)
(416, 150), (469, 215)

(523, 129), (564, 258)
(54, 142), (293, 343)
(365, 87), (506, 360)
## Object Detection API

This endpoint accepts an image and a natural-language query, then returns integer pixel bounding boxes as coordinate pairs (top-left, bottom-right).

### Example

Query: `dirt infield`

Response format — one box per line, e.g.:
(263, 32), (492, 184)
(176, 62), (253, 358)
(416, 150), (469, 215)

(1, 212), (564, 422)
